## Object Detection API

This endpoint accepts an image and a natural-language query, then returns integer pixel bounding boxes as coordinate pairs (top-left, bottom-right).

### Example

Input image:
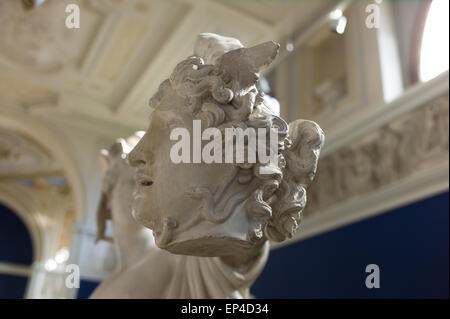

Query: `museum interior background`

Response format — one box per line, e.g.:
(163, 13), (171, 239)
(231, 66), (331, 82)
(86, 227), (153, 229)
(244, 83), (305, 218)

(0, 0), (448, 298)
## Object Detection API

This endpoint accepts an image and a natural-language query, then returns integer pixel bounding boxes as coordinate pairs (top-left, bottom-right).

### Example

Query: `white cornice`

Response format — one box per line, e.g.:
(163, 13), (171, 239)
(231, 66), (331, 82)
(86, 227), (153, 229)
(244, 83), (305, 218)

(323, 71), (449, 156)
(0, 262), (32, 277)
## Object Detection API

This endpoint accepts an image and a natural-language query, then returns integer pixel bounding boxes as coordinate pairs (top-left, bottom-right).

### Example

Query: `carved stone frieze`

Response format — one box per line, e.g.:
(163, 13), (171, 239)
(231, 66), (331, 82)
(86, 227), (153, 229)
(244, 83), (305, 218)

(0, 130), (57, 175)
(0, 0), (100, 73)
(305, 93), (449, 217)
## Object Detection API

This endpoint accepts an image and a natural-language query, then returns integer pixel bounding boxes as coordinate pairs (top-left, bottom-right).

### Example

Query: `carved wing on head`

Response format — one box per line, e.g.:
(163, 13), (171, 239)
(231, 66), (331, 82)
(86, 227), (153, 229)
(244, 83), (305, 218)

(217, 41), (280, 89)
(194, 33), (244, 65)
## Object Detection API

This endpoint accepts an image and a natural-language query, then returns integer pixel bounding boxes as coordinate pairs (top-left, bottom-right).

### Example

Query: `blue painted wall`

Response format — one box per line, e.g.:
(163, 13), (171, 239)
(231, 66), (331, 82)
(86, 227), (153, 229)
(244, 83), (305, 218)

(0, 274), (29, 299)
(0, 204), (33, 265)
(77, 280), (100, 299)
(251, 191), (449, 298)
(0, 203), (33, 298)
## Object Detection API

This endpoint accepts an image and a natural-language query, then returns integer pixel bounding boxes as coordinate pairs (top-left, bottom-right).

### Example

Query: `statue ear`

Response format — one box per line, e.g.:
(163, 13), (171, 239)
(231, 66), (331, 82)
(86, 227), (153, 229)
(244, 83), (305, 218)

(284, 120), (325, 187)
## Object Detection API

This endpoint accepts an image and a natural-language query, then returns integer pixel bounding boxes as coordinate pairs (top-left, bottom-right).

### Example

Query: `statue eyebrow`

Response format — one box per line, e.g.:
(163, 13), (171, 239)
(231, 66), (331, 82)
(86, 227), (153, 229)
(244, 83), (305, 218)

(155, 110), (185, 128)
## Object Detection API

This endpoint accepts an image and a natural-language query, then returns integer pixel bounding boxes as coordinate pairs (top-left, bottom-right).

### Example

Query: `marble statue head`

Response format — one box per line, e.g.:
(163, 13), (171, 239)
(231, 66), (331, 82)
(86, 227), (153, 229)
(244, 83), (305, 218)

(128, 33), (324, 257)
(96, 132), (143, 243)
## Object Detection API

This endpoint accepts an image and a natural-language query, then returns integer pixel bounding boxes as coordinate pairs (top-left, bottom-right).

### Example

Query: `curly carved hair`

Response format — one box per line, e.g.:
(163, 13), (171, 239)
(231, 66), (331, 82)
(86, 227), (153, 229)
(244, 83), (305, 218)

(148, 35), (324, 243)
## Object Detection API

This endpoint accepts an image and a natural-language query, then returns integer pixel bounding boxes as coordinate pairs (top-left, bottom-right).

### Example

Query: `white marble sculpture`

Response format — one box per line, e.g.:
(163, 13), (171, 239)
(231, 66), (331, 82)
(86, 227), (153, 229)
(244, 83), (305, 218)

(91, 33), (324, 298)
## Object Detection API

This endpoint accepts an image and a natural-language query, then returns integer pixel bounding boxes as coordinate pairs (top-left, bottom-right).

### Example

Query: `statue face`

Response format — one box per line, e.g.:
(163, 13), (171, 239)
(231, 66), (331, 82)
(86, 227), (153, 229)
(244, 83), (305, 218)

(128, 86), (237, 248)
(126, 33), (324, 253)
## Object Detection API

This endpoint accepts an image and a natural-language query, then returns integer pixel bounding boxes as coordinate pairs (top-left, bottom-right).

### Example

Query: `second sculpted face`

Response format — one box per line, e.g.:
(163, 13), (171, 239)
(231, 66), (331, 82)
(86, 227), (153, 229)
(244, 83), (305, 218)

(128, 87), (237, 249)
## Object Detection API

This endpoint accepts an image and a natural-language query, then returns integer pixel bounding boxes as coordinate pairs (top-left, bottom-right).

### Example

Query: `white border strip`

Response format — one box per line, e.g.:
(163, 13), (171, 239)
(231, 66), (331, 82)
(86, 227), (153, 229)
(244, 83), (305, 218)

(0, 262), (32, 277)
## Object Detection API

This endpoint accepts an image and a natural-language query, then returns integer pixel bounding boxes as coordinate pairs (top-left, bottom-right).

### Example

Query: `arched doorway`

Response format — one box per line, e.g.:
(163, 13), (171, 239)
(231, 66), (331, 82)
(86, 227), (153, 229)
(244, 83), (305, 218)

(0, 111), (85, 298)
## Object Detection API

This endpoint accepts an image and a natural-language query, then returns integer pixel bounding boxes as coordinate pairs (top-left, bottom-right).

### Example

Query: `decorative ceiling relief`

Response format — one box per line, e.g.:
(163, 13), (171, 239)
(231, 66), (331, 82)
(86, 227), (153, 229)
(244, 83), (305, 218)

(0, 0), (332, 135)
(0, 74), (56, 107)
(94, 17), (149, 85)
(216, 0), (328, 27)
(88, 0), (188, 107)
(0, 0), (102, 73)
(0, 129), (59, 177)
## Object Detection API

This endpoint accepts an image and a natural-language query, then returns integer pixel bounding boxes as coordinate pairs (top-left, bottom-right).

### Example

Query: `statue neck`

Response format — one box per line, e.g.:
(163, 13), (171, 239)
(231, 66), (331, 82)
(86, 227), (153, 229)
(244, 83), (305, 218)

(112, 213), (155, 269)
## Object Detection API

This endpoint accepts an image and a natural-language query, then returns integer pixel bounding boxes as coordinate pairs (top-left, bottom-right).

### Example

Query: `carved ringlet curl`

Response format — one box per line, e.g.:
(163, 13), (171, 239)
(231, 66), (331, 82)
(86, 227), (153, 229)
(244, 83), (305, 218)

(271, 116), (289, 151)
(245, 186), (273, 242)
(229, 88), (257, 122)
(185, 96), (202, 114)
(196, 102), (226, 128)
(149, 79), (172, 109)
(170, 56), (233, 104)
(244, 150), (284, 242)
(245, 163), (281, 242)
(265, 179), (307, 242)
(264, 120), (325, 242)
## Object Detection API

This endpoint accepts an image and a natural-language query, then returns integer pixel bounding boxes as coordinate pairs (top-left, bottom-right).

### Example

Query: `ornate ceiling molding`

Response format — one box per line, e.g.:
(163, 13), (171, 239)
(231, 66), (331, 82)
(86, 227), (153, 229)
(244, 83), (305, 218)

(0, 0), (330, 129)
(0, 129), (61, 178)
(0, 0), (102, 74)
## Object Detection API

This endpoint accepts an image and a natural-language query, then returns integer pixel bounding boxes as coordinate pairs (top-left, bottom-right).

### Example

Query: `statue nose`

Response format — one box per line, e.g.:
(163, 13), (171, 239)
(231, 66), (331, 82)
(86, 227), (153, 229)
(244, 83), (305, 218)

(127, 140), (146, 167)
